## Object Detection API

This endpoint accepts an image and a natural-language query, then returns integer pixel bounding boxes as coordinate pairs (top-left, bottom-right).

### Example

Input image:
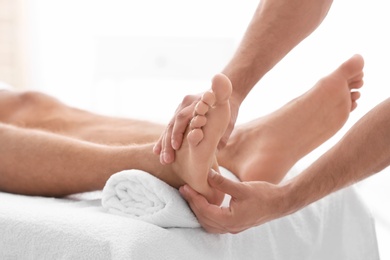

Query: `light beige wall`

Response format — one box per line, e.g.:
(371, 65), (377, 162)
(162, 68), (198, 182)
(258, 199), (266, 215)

(0, 0), (27, 89)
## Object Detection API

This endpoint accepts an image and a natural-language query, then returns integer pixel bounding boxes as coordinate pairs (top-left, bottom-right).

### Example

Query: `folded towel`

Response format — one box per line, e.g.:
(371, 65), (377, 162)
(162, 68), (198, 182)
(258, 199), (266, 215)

(101, 169), (200, 228)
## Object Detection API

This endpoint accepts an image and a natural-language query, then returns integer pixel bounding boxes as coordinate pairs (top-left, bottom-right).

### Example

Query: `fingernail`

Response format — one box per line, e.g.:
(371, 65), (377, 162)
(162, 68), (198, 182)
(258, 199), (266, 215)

(209, 169), (217, 178)
(172, 140), (178, 150)
(163, 152), (171, 163)
(159, 153), (166, 165)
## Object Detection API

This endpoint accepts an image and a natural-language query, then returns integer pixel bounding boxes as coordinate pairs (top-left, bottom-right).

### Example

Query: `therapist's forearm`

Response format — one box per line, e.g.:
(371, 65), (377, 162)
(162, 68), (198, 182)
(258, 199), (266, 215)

(281, 98), (390, 215)
(222, 0), (333, 105)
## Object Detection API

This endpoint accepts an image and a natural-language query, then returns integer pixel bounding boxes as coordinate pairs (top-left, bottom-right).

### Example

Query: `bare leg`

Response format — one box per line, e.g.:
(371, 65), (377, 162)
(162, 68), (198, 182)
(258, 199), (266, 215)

(0, 122), (191, 198)
(0, 76), (231, 204)
(0, 55), (363, 199)
(0, 90), (164, 145)
(0, 89), (229, 203)
(0, 123), (138, 196)
(219, 54), (364, 183)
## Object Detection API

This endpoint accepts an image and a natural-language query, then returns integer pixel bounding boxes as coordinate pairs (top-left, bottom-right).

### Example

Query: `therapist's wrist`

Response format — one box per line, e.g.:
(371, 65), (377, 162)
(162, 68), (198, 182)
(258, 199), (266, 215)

(254, 181), (299, 224)
(277, 180), (308, 218)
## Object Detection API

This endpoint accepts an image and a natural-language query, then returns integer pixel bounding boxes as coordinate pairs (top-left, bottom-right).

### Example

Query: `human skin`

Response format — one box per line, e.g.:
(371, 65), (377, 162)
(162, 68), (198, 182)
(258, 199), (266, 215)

(0, 76), (231, 205)
(179, 56), (385, 234)
(181, 95), (390, 234)
(154, 0), (334, 164)
(0, 54), (360, 203)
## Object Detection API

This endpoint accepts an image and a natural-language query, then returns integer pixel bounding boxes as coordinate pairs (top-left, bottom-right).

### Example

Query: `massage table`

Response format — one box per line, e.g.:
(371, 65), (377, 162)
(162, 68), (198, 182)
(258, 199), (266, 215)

(0, 168), (379, 260)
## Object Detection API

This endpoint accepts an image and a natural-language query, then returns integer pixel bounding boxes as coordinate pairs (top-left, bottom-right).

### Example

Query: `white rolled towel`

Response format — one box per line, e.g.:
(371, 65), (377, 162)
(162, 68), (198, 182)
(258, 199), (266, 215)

(101, 169), (200, 228)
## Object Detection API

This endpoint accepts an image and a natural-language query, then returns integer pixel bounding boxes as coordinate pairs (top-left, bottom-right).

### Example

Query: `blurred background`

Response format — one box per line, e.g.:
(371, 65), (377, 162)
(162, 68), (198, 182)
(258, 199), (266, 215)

(1, 0), (389, 257)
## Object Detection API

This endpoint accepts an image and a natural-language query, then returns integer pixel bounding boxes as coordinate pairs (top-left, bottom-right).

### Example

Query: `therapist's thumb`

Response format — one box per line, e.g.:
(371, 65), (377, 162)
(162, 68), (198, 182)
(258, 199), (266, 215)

(208, 169), (243, 198)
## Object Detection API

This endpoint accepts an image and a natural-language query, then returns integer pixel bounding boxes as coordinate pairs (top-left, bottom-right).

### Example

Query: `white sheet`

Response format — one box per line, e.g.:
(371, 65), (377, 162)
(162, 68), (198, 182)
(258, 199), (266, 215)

(0, 168), (379, 260)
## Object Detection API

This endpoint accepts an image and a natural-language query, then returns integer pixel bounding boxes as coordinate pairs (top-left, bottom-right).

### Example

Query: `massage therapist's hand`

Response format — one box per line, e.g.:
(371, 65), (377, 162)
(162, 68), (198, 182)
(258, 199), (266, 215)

(153, 93), (239, 165)
(179, 170), (289, 234)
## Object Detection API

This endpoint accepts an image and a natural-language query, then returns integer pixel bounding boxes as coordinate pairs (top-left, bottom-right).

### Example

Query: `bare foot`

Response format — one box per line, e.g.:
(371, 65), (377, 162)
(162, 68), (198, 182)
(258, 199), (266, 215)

(166, 73), (232, 205)
(218, 54), (365, 183)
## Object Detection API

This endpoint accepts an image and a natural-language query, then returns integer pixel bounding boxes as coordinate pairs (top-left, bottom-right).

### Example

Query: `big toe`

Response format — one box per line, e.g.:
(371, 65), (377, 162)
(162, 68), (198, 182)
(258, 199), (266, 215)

(211, 73), (232, 104)
(339, 54), (365, 79)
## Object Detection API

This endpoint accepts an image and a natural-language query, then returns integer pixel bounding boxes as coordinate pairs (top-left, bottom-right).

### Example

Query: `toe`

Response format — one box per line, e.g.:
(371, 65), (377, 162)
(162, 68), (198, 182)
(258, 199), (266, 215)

(187, 128), (204, 146)
(195, 101), (210, 116)
(190, 115), (207, 129)
(211, 74), (232, 104)
(201, 91), (215, 107)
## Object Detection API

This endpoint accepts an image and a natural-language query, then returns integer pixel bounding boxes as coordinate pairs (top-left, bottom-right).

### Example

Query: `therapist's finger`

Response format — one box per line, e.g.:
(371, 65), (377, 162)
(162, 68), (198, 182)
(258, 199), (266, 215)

(180, 185), (233, 233)
(160, 121), (175, 164)
(207, 170), (245, 199)
(153, 118), (175, 157)
(153, 132), (164, 155)
(199, 222), (229, 234)
(170, 103), (196, 150)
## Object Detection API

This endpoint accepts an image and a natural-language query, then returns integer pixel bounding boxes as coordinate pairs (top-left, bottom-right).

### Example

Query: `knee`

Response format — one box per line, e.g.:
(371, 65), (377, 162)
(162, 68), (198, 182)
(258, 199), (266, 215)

(13, 90), (63, 111)
(1, 90), (37, 110)
(0, 90), (26, 121)
(17, 91), (52, 106)
(0, 90), (57, 123)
